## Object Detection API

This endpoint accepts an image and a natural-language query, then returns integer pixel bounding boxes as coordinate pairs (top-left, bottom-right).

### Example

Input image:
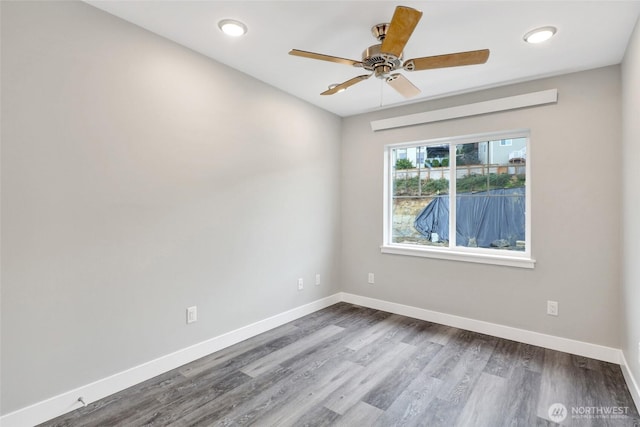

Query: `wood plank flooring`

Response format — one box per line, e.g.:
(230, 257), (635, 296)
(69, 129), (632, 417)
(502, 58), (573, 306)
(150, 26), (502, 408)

(40, 303), (640, 426)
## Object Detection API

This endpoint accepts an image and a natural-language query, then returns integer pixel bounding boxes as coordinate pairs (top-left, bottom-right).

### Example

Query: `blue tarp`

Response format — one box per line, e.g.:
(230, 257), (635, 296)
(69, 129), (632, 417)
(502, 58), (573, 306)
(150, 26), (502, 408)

(414, 187), (525, 248)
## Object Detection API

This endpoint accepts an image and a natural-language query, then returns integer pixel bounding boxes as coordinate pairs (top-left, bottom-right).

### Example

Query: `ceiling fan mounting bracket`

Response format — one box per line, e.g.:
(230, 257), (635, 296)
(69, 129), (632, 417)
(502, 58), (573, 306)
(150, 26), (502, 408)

(371, 23), (390, 41)
(403, 60), (416, 71)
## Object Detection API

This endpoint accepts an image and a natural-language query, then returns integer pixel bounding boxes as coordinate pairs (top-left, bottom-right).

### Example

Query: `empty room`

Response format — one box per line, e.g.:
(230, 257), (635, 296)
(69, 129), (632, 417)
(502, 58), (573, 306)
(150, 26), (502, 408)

(2, 1), (640, 426)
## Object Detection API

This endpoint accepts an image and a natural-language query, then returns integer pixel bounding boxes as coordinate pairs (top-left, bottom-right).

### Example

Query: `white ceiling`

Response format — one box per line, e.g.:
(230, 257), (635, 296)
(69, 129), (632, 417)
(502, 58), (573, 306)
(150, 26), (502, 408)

(86, 1), (640, 117)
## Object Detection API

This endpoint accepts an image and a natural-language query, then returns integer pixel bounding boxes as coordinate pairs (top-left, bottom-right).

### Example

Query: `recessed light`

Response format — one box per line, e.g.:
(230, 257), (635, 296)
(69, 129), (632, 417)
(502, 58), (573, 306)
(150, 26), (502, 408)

(218, 19), (247, 37)
(523, 26), (557, 44)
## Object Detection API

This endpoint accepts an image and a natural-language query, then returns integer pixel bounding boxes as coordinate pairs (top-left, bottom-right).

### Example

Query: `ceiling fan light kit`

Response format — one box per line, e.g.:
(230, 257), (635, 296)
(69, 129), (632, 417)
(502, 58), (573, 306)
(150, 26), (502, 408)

(289, 5), (490, 98)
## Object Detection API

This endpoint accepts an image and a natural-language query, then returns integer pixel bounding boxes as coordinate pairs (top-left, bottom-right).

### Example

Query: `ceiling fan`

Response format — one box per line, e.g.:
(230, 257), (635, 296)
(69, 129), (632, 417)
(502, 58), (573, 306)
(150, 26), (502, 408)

(289, 6), (490, 98)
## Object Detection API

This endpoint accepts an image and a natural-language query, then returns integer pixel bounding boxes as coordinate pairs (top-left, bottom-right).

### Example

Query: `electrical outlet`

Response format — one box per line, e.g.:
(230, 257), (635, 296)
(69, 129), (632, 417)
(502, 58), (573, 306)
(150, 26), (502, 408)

(315, 274), (321, 286)
(297, 278), (304, 291)
(186, 306), (197, 324)
(368, 273), (375, 284)
(547, 300), (558, 316)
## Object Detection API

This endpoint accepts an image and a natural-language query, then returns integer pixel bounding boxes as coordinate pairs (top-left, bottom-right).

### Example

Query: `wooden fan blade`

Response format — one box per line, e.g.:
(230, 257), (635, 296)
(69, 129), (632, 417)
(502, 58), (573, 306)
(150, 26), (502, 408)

(380, 6), (423, 58)
(321, 74), (371, 95)
(386, 73), (421, 98)
(403, 49), (490, 71)
(289, 49), (363, 67)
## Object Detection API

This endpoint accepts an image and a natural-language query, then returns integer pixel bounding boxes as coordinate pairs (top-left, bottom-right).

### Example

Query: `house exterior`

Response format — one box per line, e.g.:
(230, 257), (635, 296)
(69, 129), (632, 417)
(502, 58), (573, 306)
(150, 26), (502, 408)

(393, 138), (527, 170)
(393, 145), (448, 168)
(478, 138), (527, 165)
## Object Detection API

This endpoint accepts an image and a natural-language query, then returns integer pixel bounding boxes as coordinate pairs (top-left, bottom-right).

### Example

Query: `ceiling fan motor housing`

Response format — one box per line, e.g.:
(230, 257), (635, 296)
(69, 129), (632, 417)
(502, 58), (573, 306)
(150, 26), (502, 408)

(362, 43), (402, 77)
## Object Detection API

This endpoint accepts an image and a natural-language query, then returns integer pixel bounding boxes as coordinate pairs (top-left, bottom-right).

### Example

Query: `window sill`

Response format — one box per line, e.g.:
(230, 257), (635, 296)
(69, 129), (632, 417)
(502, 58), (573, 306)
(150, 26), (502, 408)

(380, 244), (536, 269)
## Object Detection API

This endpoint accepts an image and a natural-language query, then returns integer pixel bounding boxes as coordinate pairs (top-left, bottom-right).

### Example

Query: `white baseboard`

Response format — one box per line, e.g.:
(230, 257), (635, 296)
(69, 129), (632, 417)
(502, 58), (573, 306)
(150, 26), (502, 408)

(0, 294), (342, 427)
(620, 352), (640, 411)
(1, 291), (631, 426)
(340, 292), (622, 364)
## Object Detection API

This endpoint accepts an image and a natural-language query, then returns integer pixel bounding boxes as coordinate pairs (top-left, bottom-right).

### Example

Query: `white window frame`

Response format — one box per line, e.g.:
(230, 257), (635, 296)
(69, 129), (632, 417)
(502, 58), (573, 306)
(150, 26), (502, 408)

(382, 129), (535, 269)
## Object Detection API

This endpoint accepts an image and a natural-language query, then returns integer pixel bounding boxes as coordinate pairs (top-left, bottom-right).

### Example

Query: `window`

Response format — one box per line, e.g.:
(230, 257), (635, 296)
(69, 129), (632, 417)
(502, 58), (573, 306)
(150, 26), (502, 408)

(382, 130), (534, 268)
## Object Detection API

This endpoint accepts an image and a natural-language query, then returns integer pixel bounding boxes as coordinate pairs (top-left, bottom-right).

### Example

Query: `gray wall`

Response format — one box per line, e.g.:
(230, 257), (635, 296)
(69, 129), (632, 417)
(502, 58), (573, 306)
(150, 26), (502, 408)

(341, 66), (622, 348)
(1, 1), (342, 414)
(622, 16), (640, 391)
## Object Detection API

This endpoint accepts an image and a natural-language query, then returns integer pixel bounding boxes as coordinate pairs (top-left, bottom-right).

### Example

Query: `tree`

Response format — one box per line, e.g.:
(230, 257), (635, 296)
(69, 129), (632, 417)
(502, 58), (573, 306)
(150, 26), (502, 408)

(395, 158), (414, 169)
(457, 143), (480, 165)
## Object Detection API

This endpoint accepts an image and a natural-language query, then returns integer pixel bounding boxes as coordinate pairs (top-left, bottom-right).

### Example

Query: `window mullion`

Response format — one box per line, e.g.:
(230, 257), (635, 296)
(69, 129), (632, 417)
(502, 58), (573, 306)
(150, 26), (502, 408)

(383, 147), (391, 246)
(449, 143), (456, 248)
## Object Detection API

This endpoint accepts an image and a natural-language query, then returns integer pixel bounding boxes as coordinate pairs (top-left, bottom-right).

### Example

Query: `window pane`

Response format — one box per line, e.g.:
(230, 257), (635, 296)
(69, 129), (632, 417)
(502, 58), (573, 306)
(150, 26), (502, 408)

(391, 144), (449, 246)
(455, 139), (527, 250)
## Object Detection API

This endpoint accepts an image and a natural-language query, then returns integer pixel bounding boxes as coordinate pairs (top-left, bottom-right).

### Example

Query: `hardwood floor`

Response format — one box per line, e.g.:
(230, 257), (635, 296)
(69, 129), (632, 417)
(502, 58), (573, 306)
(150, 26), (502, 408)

(40, 303), (640, 426)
